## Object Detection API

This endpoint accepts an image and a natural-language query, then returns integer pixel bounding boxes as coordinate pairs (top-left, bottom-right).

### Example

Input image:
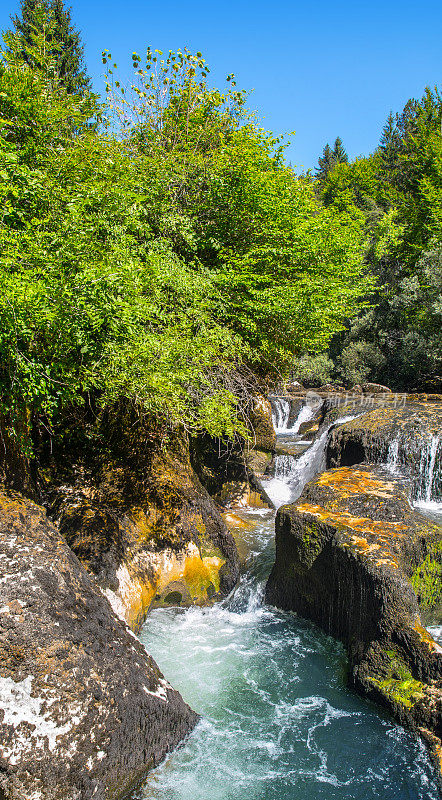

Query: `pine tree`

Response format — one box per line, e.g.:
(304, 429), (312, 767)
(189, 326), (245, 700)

(378, 112), (400, 173)
(316, 143), (335, 181)
(11, 0), (90, 94)
(332, 136), (348, 164)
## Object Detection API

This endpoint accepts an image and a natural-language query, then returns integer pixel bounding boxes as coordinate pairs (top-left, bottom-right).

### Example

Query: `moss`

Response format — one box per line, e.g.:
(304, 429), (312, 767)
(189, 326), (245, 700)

(411, 541), (442, 610)
(368, 649), (425, 708)
(300, 521), (323, 565)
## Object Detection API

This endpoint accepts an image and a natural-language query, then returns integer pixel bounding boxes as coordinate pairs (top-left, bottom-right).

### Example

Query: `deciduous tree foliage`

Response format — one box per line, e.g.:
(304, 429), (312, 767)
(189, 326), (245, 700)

(0, 25), (371, 453)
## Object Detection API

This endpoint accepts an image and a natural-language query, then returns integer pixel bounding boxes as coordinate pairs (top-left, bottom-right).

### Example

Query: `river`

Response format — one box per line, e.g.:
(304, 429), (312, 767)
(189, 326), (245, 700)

(134, 404), (440, 800)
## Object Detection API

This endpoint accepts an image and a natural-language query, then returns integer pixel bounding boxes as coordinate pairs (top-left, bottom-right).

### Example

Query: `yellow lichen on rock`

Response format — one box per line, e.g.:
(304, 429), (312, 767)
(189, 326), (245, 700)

(105, 542), (226, 631)
(316, 468), (395, 499)
(296, 502), (407, 539)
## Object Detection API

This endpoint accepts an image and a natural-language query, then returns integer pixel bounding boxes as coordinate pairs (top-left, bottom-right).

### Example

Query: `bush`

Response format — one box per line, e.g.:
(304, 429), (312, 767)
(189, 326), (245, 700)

(291, 353), (334, 387)
(339, 341), (386, 386)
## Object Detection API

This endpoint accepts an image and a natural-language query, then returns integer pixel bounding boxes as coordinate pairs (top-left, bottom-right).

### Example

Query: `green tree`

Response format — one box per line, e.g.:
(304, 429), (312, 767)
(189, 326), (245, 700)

(11, 0), (90, 93)
(333, 136), (348, 164)
(316, 142), (335, 181)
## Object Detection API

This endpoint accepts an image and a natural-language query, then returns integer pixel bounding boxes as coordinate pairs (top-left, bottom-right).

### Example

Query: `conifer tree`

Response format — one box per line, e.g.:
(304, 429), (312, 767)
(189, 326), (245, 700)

(332, 136), (348, 164)
(11, 0), (90, 93)
(378, 112), (400, 173)
(316, 142), (335, 181)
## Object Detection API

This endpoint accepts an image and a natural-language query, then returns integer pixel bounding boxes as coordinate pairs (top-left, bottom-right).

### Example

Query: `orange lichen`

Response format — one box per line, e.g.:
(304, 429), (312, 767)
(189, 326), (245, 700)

(413, 619), (442, 654)
(296, 502), (408, 538)
(222, 512), (254, 531)
(316, 468), (395, 499)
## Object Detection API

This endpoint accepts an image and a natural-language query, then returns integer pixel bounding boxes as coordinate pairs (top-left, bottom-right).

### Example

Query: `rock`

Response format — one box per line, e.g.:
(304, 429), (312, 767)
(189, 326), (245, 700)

(190, 432), (246, 498)
(317, 384), (346, 393)
(326, 400), (442, 500)
(284, 381), (305, 393)
(249, 396), (276, 452)
(297, 420), (320, 438)
(362, 382), (392, 394)
(45, 418), (239, 632)
(266, 465), (442, 779)
(0, 492), (198, 800)
(287, 399), (307, 428)
(214, 479), (273, 510)
(350, 384), (363, 393)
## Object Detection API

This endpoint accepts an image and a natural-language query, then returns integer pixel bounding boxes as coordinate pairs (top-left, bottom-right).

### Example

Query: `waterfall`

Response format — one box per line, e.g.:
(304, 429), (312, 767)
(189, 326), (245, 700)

(292, 403), (316, 434)
(384, 434), (442, 514)
(273, 454), (298, 479)
(416, 435), (442, 508)
(270, 397), (291, 433)
(270, 397), (316, 435)
(386, 439), (400, 474)
(263, 415), (356, 510)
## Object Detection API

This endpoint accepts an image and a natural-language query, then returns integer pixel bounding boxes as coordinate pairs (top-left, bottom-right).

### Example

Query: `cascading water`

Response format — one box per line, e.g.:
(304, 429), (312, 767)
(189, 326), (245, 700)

(263, 416), (357, 510)
(270, 396), (316, 435)
(416, 435), (442, 514)
(384, 434), (442, 517)
(271, 397), (292, 433)
(386, 438), (400, 475)
(134, 406), (439, 800)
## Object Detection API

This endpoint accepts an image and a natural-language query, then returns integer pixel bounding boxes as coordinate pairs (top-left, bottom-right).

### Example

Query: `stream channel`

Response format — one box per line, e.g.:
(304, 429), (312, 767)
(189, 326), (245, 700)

(135, 403), (440, 800)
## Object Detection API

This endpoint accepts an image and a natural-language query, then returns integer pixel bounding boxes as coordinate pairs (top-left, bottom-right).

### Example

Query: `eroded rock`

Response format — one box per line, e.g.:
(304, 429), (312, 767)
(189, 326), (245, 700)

(249, 396), (276, 452)
(326, 401), (442, 501)
(45, 419), (239, 631)
(0, 492), (198, 800)
(266, 465), (442, 779)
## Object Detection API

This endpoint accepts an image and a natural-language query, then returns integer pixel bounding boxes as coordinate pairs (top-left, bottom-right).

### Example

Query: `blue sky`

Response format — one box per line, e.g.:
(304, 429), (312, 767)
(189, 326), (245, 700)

(1, 0), (441, 170)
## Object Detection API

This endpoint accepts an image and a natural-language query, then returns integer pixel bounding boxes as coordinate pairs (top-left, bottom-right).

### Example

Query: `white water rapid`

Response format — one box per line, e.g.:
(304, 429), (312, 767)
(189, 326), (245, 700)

(263, 415), (356, 510)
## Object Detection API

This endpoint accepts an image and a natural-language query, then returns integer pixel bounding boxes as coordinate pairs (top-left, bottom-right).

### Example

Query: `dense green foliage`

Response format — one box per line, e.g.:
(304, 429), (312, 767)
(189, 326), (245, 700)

(0, 6), (374, 455)
(307, 91), (442, 390)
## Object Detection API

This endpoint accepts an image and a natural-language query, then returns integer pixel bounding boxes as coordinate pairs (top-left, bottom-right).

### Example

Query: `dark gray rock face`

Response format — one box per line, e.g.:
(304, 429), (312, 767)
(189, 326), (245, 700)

(0, 493), (198, 800)
(266, 465), (442, 783)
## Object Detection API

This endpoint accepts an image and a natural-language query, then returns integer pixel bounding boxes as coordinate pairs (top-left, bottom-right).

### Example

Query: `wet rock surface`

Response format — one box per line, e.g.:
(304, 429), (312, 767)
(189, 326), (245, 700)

(249, 396), (276, 452)
(0, 492), (198, 800)
(266, 465), (442, 780)
(326, 400), (442, 500)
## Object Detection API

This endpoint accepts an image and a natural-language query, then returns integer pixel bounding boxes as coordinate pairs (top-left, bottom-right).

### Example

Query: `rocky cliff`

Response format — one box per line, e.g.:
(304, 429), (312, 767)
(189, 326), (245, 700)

(266, 464), (442, 779)
(41, 411), (239, 631)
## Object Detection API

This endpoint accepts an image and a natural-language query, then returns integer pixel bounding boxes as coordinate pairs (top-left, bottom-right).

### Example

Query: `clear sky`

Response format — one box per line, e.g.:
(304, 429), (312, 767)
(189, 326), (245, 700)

(1, 0), (441, 171)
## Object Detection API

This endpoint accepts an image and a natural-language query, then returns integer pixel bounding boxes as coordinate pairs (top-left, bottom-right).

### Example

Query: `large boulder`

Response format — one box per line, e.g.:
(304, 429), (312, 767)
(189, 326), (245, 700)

(249, 396), (276, 452)
(0, 492), (198, 800)
(266, 465), (442, 778)
(44, 415), (239, 631)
